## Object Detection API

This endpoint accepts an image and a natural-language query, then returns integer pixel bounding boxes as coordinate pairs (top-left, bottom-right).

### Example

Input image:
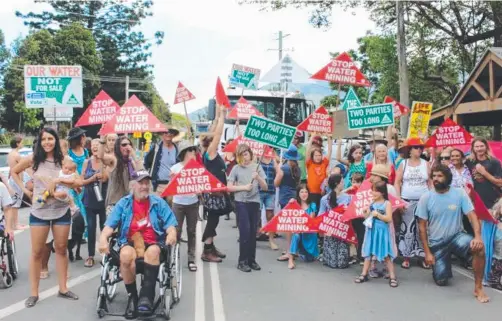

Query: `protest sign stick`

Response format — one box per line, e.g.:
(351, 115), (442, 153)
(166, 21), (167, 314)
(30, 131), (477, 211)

(182, 101), (193, 144)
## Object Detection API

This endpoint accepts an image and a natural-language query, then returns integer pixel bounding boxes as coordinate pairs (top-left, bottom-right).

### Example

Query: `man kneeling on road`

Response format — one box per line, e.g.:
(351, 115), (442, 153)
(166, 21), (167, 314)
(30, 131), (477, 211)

(416, 164), (489, 303)
(99, 170), (178, 318)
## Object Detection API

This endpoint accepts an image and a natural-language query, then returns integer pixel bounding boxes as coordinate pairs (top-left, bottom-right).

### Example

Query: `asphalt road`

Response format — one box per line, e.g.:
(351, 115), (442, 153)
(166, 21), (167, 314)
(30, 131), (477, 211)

(1, 207), (501, 321)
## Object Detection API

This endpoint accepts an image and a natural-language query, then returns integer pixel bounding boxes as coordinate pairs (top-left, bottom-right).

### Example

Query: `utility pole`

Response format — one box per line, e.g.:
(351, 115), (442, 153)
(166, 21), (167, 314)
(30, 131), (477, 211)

(125, 75), (130, 101)
(396, 1), (410, 136)
(268, 31), (291, 62)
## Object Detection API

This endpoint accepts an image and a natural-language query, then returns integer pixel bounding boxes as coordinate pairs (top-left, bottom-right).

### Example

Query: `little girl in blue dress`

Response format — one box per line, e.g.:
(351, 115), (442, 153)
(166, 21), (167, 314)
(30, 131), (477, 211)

(355, 181), (398, 287)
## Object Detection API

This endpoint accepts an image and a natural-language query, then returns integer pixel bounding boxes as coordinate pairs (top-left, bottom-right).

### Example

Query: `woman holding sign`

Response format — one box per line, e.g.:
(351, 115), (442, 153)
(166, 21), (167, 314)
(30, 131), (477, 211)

(227, 144), (267, 272)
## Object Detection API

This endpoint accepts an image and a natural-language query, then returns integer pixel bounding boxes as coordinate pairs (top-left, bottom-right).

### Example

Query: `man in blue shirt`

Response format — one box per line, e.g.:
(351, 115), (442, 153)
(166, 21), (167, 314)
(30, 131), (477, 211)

(416, 164), (489, 303)
(99, 170), (178, 318)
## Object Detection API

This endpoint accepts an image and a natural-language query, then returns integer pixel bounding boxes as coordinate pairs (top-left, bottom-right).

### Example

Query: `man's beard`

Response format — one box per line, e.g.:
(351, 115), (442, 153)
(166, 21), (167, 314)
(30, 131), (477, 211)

(433, 181), (449, 192)
(134, 191), (149, 200)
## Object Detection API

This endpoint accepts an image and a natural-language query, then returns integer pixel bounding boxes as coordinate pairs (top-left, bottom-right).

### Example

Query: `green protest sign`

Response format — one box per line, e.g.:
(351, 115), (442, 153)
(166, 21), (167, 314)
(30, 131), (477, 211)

(244, 115), (296, 149)
(24, 65), (83, 108)
(340, 87), (362, 110)
(346, 103), (394, 130)
(229, 64), (260, 90)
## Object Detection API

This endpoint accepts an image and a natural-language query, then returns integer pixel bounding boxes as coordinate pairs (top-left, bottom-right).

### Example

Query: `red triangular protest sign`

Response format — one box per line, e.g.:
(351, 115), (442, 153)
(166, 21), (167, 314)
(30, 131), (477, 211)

(222, 135), (275, 158)
(261, 200), (318, 233)
(161, 159), (227, 197)
(341, 180), (407, 222)
(75, 90), (120, 127)
(310, 52), (371, 87)
(384, 96), (410, 118)
(312, 206), (358, 244)
(174, 82), (196, 105)
(296, 106), (333, 134)
(425, 118), (473, 148)
(215, 77), (231, 108)
(467, 184), (498, 224)
(227, 97), (263, 119)
(99, 95), (168, 135)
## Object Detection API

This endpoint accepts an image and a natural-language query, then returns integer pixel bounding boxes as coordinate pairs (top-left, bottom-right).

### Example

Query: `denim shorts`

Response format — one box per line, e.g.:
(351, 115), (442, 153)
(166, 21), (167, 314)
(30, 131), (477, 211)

(430, 232), (472, 284)
(260, 192), (275, 210)
(29, 210), (71, 227)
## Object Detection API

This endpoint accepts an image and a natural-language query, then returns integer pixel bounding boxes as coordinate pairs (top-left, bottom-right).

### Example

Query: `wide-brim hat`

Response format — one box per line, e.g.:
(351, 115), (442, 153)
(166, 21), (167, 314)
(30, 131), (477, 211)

(370, 164), (389, 180)
(162, 125), (181, 136)
(368, 135), (388, 146)
(283, 145), (301, 161)
(67, 127), (86, 140)
(177, 140), (197, 155)
(398, 137), (425, 154)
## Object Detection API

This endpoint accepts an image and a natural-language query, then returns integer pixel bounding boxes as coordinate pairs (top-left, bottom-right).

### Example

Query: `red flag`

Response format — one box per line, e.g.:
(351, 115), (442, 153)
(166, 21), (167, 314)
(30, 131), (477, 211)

(383, 96), (410, 118)
(296, 106), (333, 134)
(215, 77), (231, 108)
(161, 159), (227, 197)
(261, 200), (318, 233)
(312, 207), (358, 244)
(227, 97), (262, 119)
(75, 90), (120, 127)
(341, 180), (407, 221)
(310, 52), (371, 87)
(99, 95), (168, 135)
(174, 82), (196, 105)
(222, 135), (275, 158)
(425, 118), (473, 148)
(467, 184), (498, 224)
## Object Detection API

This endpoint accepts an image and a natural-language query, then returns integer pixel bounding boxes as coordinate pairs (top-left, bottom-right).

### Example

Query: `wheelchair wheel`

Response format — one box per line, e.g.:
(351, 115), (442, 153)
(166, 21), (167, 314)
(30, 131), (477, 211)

(106, 266), (118, 302)
(0, 270), (13, 289)
(96, 287), (108, 318)
(6, 239), (18, 280)
(172, 243), (182, 302)
(162, 289), (172, 320)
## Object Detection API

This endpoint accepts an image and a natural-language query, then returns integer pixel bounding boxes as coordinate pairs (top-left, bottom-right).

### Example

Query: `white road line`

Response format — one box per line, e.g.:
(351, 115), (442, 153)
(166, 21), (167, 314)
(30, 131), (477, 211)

(0, 268), (101, 320)
(452, 266), (502, 295)
(210, 261), (226, 321)
(195, 221), (205, 321)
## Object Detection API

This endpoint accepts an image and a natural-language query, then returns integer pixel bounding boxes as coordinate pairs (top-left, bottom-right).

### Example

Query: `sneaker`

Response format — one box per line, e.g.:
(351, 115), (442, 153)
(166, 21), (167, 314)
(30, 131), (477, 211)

(201, 249), (222, 263)
(137, 296), (153, 317)
(237, 262), (252, 272)
(249, 261), (261, 271)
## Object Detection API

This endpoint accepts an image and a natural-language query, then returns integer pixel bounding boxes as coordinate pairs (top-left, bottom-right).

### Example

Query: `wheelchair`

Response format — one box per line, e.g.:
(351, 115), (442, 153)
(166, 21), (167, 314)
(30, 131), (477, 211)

(96, 233), (182, 320)
(0, 217), (19, 289)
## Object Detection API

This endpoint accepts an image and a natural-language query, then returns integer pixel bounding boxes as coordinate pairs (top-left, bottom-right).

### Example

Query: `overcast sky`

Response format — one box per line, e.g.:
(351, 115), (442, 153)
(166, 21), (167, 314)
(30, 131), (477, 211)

(0, 0), (375, 114)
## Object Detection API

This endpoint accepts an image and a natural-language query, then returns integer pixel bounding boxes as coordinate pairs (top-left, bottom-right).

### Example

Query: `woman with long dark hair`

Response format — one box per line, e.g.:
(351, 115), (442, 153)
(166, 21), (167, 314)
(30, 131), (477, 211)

(99, 135), (143, 213)
(11, 128), (82, 307)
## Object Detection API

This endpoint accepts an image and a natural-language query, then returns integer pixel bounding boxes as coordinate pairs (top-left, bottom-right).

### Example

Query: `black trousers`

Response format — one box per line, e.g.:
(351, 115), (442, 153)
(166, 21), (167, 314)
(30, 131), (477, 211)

(352, 218), (365, 260)
(202, 213), (220, 242)
(86, 206), (106, 257)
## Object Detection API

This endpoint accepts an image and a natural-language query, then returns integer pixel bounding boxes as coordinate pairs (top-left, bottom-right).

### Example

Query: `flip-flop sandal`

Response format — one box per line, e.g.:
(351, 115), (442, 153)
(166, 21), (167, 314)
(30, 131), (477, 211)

(354, 274), (369, 284)
(25, 296), (39, 308)
(389, 278), (399, 288)
(84, 257), (94, 268)
(58, 290), (79, 300)
(277, 254), (289, 262)
(188, 262), (197, 272)
(40, 271), (49, 279)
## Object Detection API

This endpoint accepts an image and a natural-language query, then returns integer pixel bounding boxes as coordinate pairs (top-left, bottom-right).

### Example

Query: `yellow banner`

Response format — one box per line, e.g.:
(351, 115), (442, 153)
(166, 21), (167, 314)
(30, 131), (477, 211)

(407, 101), (433, 138)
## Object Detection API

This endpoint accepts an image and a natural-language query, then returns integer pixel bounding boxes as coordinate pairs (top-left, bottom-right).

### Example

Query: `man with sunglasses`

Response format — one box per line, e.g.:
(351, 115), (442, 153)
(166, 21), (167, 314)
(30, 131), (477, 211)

(144, 127), (180, 203)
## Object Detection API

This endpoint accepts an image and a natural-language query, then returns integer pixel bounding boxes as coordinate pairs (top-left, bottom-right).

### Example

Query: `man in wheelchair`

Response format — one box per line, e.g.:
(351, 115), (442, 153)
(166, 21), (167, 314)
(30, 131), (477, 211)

(98, 170), (177, 319)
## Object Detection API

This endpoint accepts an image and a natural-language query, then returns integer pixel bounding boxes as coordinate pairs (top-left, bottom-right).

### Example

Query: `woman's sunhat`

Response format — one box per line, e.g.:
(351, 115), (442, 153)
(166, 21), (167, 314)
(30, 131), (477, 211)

(67, 127), (86, 140)
(398, 137), (425, 154)
(370, 164), (389, 180)
(283, 145), (301, 161)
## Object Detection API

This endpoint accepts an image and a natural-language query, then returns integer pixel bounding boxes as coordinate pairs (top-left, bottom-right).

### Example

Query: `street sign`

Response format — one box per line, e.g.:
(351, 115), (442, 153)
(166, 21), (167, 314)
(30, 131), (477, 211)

(340, 87), (362, 109)
(346, 103), (394, 130)
(24, 65), (83, 108)
(43, 107), (73, 121)
(310, 52), (371, 87)
(229, 64), (260, 90)
(243, 115), (296, 150)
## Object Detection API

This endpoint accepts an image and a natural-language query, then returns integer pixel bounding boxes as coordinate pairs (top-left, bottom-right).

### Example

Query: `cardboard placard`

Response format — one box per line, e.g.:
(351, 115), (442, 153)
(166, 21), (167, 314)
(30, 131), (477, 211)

(425, 118), (473, 148)
(261, 200), (318, 233)
(296, 106), (333, 134)
(174, 82), (196, 104)
(310, 52), (371, 87)
(75, 90), (120, 126)
(227, 97), (263, 120)
(222, 135), (275, 158)
(312, 206), (358, 244)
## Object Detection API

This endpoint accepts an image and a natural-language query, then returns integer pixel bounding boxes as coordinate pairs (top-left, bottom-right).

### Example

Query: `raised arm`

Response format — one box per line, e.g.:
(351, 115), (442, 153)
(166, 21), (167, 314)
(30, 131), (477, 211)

(207, 105), (226, 159)
(326, 135), (333, 160)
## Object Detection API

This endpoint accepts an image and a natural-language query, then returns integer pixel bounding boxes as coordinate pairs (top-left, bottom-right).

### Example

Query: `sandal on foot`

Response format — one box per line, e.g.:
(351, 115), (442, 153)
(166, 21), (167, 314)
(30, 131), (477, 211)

(40, 271), (49, 279)
(188, 261), (197, 272)
(25, 296), (39, 308)
(277, 254), (289, 262)
(58, 290), (79, 300)
(389, 278), (399, 288)
(84, 257), (94, 268)
(354, 274), (369, 284)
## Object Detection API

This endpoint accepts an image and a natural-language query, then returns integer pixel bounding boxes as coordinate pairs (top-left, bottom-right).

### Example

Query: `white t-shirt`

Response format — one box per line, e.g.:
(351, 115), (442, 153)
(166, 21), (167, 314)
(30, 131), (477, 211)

(171, 162), (199, 206)
(0, 182), (13, 220)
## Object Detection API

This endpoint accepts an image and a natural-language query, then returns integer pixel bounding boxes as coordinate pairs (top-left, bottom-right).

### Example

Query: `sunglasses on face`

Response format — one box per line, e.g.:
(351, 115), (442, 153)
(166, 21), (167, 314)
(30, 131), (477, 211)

(440, 156), (450, 161)
(411, 146), (423, 150)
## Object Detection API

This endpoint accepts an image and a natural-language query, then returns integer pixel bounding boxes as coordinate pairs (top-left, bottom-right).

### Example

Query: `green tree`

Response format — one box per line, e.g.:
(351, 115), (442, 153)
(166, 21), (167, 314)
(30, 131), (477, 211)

(170, 112), (191, 130)
(1, 24), (102, 130)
